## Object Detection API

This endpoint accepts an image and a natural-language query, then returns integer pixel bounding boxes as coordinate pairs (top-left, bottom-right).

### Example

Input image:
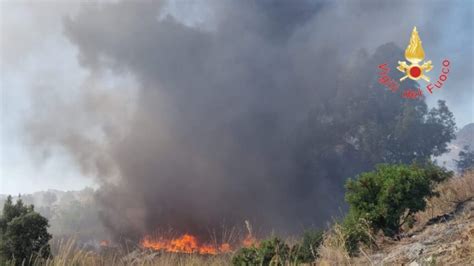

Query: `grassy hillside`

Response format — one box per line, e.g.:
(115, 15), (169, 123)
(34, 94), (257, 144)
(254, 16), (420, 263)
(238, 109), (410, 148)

(3, 171), (472, 265)
(318, 171), (474, 265)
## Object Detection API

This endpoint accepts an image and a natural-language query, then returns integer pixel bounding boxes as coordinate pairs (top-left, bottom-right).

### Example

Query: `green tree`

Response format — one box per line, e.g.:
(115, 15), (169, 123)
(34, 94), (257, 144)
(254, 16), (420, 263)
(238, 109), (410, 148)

(294, 96), (456, 218)
(348, 99), (456, 166)
(0, 196), (52, 264)
(456, 145), (474, 174)
(345, 163), (451, 238)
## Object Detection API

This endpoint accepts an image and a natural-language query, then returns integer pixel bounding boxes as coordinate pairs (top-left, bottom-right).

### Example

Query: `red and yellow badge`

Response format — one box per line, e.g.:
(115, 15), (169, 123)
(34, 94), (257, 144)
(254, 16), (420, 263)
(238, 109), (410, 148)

(377, 26), (451, 99)
(397, 27), (433, 82)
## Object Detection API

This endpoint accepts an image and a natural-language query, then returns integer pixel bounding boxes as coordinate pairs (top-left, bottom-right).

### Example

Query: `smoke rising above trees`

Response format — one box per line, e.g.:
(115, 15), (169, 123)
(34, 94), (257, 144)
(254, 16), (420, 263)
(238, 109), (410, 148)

(25, 1), (459, 241)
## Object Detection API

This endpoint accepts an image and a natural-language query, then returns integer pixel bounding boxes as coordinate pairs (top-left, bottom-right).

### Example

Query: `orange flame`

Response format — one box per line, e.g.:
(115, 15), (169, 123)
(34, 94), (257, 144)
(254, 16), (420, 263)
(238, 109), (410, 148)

(141, 234), (231, 255)
(99, 240), (110, 247)
(242, 234), (258, 247)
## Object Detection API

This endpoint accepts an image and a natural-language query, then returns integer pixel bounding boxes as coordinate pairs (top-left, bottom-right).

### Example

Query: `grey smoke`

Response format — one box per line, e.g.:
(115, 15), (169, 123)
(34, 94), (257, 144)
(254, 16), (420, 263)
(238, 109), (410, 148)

(25, 0), (472, 240)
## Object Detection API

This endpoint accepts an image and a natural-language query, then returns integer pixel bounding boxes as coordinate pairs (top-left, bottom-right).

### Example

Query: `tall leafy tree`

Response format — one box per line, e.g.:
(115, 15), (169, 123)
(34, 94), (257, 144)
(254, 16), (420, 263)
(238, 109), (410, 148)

(293, 44), (457, 212)
(0, 196), (52, 264)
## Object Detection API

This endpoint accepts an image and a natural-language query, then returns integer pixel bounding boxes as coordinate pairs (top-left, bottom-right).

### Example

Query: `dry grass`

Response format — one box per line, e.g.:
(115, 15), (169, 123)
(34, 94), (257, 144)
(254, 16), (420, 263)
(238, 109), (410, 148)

(316, 223), (351, 265)
(316, 170), (474, 265)
(414, 170), (474, 228)
(3, 238), (231, 266)
(6, 172), (473, 265)
(36, 249), (231, 266)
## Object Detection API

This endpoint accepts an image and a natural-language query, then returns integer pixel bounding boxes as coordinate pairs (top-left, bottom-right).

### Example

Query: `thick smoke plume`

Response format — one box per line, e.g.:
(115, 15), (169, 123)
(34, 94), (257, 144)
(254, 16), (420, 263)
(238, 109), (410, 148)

(25, 0), (471, 240)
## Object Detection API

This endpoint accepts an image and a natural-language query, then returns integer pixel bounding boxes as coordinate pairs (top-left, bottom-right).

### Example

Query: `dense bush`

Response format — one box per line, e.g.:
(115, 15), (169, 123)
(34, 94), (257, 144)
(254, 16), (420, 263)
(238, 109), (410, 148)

(232, 237), (289, 266)
(0, 196), (52, 265)
(289, 229), (323, 263)
(232, 230), (323, 265)
(344, 163), (451, 239)
(340, 211), (374, 255)
(256, 237), (290, 265)
(232, 246), (260, 265)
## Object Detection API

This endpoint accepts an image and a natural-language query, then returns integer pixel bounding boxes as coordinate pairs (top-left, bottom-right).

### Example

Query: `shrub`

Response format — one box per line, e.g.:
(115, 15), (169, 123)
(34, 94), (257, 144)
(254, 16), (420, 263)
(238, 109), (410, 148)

(232, 237), (290, 266)
(232, 246), (259, 265)
(340, 211), (374, 255)
(256, 237), (289, 265)
(345, 163), (451, 238)
(232, 231), (325, 265)
(289, 229), (323, 263)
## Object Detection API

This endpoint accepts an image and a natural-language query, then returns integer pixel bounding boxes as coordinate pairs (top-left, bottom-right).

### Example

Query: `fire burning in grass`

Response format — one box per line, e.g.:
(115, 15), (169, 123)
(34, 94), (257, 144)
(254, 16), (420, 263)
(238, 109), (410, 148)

(140, 234), (232, 255)
(99, 240), (110, 247)
(140, 221), (258, 255)
(242, 234), (257, 247)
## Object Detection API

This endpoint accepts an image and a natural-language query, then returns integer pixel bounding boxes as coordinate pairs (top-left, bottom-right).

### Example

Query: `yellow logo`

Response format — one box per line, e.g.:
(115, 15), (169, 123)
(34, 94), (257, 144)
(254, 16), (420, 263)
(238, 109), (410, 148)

(397, 27), (433, 82)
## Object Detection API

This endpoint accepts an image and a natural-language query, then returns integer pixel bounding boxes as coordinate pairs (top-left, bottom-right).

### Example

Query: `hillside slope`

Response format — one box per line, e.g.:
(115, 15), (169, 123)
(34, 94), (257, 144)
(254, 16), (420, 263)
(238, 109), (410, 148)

(317, 171), (474, 265)
(367, 199), (473, 265)
(357, 172), (474, 265)
(437, 123), (474, 170)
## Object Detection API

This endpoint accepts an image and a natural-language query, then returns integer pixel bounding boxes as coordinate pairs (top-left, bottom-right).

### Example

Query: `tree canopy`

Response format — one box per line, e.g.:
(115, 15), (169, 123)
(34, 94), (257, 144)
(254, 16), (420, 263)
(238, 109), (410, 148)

(0, 196), (52, 264)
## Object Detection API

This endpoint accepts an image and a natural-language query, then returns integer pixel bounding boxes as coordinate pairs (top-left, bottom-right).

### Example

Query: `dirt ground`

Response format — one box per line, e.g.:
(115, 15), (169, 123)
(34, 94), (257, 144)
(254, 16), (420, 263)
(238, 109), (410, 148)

(362, 199), (474, 265)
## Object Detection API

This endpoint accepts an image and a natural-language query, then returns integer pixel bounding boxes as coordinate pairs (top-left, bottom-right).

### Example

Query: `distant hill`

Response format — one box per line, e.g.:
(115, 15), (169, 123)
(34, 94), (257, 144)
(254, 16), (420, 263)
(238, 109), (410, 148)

(456, 123), (474, 148)
(436, 123), (474, 171)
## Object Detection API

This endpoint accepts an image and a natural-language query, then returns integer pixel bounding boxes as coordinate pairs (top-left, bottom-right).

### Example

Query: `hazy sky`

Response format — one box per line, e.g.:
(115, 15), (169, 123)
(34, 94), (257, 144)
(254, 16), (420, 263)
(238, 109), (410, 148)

(1, 0), (473, 195)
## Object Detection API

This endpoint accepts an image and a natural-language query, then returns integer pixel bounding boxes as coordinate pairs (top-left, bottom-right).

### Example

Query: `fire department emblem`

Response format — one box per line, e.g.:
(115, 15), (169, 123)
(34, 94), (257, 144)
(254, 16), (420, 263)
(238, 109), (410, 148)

(397, 27), (433, 82)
